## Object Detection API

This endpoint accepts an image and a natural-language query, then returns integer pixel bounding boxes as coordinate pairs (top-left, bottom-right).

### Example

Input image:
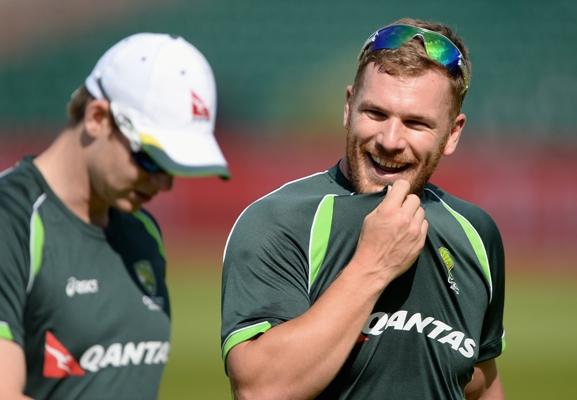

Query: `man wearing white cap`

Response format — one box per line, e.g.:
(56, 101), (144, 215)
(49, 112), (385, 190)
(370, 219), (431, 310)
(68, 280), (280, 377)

(0, 33), (228, 399)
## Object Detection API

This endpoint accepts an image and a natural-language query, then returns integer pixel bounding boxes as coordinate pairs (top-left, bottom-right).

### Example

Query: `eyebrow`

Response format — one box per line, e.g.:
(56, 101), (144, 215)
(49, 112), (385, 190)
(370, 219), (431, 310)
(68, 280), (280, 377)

(358, 100), (437, 127)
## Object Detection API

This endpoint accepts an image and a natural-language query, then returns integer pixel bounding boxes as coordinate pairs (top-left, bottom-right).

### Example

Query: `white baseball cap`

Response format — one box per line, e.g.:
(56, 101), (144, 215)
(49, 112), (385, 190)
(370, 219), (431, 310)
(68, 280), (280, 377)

(85, 32), (229, 178)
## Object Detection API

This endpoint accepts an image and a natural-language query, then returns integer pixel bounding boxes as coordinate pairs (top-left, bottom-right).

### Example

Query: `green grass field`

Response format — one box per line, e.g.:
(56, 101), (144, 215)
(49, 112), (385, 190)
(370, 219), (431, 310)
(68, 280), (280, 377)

(159, 266), (577, 399)
(159, 267), (231, 399)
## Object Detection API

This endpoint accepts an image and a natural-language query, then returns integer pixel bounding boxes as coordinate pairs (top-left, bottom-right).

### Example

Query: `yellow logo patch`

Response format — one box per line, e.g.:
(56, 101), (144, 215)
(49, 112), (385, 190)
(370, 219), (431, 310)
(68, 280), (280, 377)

(439, 247), (454, 271)
(438, 247), (459, 294)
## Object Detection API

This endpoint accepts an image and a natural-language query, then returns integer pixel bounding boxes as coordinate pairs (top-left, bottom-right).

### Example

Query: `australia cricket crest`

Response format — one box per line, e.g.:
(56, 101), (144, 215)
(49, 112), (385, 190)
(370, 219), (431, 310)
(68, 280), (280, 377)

(134, 260), (157, 296)
(439, 247), (460, 294)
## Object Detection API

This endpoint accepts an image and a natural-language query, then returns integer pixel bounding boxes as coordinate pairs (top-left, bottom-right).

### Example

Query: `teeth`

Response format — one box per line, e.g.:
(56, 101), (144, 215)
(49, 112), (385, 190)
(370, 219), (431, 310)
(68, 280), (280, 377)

(371, 154), (405, 169)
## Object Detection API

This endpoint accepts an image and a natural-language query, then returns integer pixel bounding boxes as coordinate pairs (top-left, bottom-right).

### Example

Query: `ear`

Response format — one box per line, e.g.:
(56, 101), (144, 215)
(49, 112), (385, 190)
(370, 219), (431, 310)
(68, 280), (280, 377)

(343, 85), (354, 129)
(84, 99), (114, 139)
(443, 113), (466, 156)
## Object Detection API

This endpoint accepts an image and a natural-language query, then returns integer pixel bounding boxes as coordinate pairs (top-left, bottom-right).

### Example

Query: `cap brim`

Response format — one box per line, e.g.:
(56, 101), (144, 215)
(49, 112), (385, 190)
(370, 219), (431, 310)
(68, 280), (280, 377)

(143, 140), (230, 179)
(138, 126), (229, 179)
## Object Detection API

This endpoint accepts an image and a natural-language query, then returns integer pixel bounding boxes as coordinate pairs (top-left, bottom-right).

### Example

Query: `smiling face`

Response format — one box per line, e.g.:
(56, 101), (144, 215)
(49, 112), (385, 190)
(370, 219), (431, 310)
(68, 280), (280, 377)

(342, 63), (465, 194)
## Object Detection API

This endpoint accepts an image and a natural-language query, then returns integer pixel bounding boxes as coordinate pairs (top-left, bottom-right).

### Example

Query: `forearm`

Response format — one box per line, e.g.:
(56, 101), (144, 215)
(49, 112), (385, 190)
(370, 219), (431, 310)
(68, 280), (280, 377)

(0, 390), (33, 400)
(228, 262), (390, 400)
(465, 359), (504, 400)
(479, 376), (504, 400)
(0, 340), (33, 400)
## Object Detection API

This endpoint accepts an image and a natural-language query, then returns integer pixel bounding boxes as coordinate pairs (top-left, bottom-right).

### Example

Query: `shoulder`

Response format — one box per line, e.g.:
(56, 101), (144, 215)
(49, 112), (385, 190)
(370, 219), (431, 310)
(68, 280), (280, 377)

(121, 208), (162, 233)
(424, 184), (501, 240)
(0, 164), (42, 285)
(232, 170), (341, 232)
(0, 162), (46, 240)
(224, 170), (347, 257)
(110, 208), (164, 251)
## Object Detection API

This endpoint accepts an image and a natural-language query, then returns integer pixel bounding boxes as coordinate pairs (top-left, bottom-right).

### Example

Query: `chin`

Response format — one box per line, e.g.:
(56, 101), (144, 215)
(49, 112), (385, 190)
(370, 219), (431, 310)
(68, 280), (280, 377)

(359, 174), (425, 195)
(358, 181), (387, 194)
(357, 169), (404, 193)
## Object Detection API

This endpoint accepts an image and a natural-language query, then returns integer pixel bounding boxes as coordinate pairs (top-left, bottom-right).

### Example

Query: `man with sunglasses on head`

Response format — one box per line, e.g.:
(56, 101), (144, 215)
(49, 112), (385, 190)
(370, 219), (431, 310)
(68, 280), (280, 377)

(221, 18), (505, 399)
(0, 33), (228, 399)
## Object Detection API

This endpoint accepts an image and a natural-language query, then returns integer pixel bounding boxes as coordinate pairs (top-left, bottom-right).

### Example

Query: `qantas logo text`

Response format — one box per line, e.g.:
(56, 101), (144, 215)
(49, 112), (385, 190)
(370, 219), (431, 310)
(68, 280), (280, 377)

(43, 332), (169, 377)
(80, 341), (170, 372)
(362, 310), (476, 358)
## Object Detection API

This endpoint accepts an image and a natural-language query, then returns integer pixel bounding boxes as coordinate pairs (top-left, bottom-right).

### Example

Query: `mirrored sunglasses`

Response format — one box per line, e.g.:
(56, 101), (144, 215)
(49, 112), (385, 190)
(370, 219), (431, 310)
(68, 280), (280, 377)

(131, 150), (167, 175)
(360, 24), (469, 91)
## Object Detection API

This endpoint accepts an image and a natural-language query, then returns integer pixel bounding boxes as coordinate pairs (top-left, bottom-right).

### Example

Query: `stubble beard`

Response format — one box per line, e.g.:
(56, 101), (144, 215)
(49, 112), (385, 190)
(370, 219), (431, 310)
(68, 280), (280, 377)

(344, 124), (447, 195)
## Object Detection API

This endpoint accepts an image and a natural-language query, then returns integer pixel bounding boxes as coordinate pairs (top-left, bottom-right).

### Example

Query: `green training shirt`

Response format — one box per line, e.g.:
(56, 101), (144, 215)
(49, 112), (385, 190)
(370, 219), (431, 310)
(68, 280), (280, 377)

(0, 158), (171, 400)
(221, 164), (505, 399)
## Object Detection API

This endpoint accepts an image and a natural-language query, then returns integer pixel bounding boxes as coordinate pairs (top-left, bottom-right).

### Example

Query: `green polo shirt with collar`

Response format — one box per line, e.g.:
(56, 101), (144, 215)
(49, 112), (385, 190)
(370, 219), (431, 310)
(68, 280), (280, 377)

(0, 157), (171, 400)
(221, 164), (505, 399)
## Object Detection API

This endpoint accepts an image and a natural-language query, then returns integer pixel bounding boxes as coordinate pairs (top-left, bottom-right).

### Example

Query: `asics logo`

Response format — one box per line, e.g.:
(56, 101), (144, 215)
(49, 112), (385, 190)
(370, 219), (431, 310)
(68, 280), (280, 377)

(66, 277), (99, 297)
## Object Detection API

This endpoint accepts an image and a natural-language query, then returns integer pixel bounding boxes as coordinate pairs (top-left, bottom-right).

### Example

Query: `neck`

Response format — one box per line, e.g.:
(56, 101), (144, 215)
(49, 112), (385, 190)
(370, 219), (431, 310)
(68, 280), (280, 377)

(34, 128), (110, 227)
(338, 158), (351, 180)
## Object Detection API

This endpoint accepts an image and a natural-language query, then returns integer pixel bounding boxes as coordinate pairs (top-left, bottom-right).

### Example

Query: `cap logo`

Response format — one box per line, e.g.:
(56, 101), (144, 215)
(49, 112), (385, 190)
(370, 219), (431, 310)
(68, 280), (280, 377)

(191, 91), (210, 120)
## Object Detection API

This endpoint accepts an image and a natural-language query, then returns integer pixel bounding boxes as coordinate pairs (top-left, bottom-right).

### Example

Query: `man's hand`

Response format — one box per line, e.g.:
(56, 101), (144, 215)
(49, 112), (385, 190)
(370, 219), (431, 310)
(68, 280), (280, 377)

(351, 179), (428, 289)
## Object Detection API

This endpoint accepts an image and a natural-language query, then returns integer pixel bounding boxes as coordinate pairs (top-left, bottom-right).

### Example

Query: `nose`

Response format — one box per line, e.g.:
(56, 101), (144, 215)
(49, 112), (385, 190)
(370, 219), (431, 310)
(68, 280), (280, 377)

(376, 119), (407, 152)
(150, 172), (173, 192)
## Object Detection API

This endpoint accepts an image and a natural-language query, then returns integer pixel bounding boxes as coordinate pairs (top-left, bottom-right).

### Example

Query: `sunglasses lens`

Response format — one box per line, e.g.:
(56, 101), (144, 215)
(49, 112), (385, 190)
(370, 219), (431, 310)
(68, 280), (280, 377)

(132, 151), (165, 174)
(370, 25), (417, 51)
(364, 24), (467, 88)
(421, 33), (461, 69)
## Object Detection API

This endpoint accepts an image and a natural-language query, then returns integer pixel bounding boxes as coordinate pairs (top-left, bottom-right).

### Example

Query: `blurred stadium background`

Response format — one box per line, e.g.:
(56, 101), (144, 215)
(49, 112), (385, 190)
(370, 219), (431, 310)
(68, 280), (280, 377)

(1, 0), (576, 398)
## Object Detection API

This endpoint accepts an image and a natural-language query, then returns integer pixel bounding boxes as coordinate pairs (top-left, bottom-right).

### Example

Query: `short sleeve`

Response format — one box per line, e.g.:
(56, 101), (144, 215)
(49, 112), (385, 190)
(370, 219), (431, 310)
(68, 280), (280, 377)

(476, 215), (506, 362)
(0, 208), (31, 346)
(220, 200), (311, 364)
